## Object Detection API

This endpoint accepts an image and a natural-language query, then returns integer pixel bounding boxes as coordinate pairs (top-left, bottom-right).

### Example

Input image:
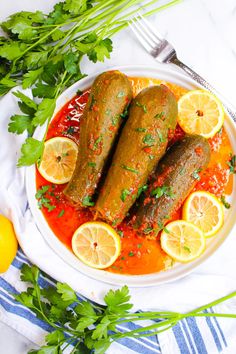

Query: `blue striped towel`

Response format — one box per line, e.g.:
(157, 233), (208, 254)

(1, 249), (235, 354)
(1, 87), (236, 354)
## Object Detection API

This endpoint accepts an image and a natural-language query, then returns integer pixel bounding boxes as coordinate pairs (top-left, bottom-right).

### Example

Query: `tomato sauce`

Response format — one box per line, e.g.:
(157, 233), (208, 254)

(36, 77), (234, 275)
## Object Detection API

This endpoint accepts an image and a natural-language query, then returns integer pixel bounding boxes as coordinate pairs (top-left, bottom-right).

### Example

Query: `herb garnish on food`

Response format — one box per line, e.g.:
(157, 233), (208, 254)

(151, 185), (175, 199)
(143, 134), (155, 146)
(15, 264), (236, 354)
(192, 168), (202, 181)
(221, 195), (231, 209)
(35, 185), (56, 212)
(121, 164), (139, 174)
(82, 196), (95, 207)
(227, 154), (236, 174)
(135, 101), (147, 113)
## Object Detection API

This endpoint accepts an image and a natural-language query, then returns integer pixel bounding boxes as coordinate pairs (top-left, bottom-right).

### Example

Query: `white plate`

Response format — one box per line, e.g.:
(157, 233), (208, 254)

(26, 64), (236, 287)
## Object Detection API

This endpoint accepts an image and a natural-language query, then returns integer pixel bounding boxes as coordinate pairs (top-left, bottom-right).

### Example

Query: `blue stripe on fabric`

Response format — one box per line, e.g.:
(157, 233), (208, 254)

(203, 310), (222, 352)
(16, 253), (30, 264)
(181, 320), (196, 354)
(0, 286), (52, 332)
(210, 308), (227, 348)
(0, 296), (52, 332)
(117, 336), (161, 354)
(185, 317), (208, 354)
(116, 323), (160, 351)
(172, 322), (191, 354)
(117, 321), (160, 344)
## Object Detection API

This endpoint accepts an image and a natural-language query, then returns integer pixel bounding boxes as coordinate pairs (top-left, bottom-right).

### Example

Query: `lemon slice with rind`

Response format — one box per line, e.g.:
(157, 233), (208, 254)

(183, 191), (224, 237)
(178, 90), (224, 138)
(72, 222), (121, 269)
(161, 220), (205, 263)
(38, 137), (78, 184)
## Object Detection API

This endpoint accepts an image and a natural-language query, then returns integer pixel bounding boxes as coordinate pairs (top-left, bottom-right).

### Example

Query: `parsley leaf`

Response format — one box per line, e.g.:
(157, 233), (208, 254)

(120, 189), (131, 202)
(143, 134), (155, 146)
(22, 68), (43, 89)
(17, 138), (44, 166)
(121, 165), (139, 174)
(221, 195), (231, 209)
(151, 185), (175, 199)
(192, 168), (201, 181)
(135, 101), (147, 113)
(88, 38), (113, 63)
(137, 184), (148, 198)
(8, 115), (34, 135)
(82, 196), (95, 207)
(227, 154), (236, 174)
(32, 98), (56, 126)
(104, 286), (133, 314)
(45, 330), (65, 346)
(56, 283), (77, 303)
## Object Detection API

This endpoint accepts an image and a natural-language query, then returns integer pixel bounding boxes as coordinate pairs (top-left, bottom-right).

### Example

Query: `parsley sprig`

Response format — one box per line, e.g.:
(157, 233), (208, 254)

(1, 0), (180, 166)
(14, 264), (236, 354)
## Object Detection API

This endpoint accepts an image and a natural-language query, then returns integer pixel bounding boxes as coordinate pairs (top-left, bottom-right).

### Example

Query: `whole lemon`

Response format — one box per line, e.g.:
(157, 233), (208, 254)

(0, 214), (18, 273)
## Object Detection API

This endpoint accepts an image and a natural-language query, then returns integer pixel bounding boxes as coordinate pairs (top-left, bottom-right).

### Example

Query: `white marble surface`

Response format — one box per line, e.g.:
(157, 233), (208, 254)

(0, 0), (236, 353)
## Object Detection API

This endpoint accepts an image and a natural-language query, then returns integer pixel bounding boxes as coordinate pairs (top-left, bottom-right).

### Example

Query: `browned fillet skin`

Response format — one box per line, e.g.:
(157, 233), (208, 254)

(64, 70), (133, 205)
(132, 135), (211, 236)
(95, 84), (178, 225)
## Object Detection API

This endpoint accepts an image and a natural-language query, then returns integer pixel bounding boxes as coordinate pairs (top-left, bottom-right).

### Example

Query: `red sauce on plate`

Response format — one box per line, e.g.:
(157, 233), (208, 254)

(36, 77), (233, 275)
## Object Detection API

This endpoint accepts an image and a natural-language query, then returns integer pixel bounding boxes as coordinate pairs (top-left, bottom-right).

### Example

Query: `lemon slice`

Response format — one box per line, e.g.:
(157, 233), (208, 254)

(38, 137), (78, 184)
(72, 222), (121, 269)
(160, 220), (205, 263)
(178, 90), (224, 138)
(183, 191), (224, 237)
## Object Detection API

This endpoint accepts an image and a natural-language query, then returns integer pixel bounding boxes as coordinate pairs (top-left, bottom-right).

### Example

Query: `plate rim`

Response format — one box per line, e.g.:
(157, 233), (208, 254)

(25, 63), (236, 287)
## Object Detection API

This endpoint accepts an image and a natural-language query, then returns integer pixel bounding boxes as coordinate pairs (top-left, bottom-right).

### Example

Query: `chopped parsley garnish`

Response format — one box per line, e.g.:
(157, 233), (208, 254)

(157, 221), (170, 233)
(137, 243), (142, 248)
(117, 91), (125, 98)
(120, 104), (130, 119)
(155, 112), (164, 119)
(121, 165), (139, 174)
(143, 227), (153, 234)
(117, 230), (124, 238)
(57, 209), (65, 218)
(35, 186), (56, 212)
(82, 196), (95, 207)
(128, 251), (134, 257)
(227, 154), (236, 174)
(136, 127), (147, 132)
(135, 101), (147, 113)
(143, 134), (155, 146)
(137, 185), (148, 198)
(151, 185), (175, 199)
(149, 155), (154, 160)
(157, 130), (166, 143)
(221, 195), (231, 209)
(88, 162), (96, 167)
(112, 114), (119, 126)
(192, 168), (201, 181)
(121, 189), (131, 202)
(93, 136), (102, 150)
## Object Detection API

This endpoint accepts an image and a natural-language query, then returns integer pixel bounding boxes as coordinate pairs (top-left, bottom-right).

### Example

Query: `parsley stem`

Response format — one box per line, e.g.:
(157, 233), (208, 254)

(187, 291), (236, 315)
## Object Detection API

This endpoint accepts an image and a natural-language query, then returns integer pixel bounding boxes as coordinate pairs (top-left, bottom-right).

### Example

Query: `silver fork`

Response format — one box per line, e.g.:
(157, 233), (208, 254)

(129, 13), (236, 123)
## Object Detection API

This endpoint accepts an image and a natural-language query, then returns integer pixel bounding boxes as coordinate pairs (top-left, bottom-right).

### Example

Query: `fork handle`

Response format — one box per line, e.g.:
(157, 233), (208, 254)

(171, 57), (236, 123)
